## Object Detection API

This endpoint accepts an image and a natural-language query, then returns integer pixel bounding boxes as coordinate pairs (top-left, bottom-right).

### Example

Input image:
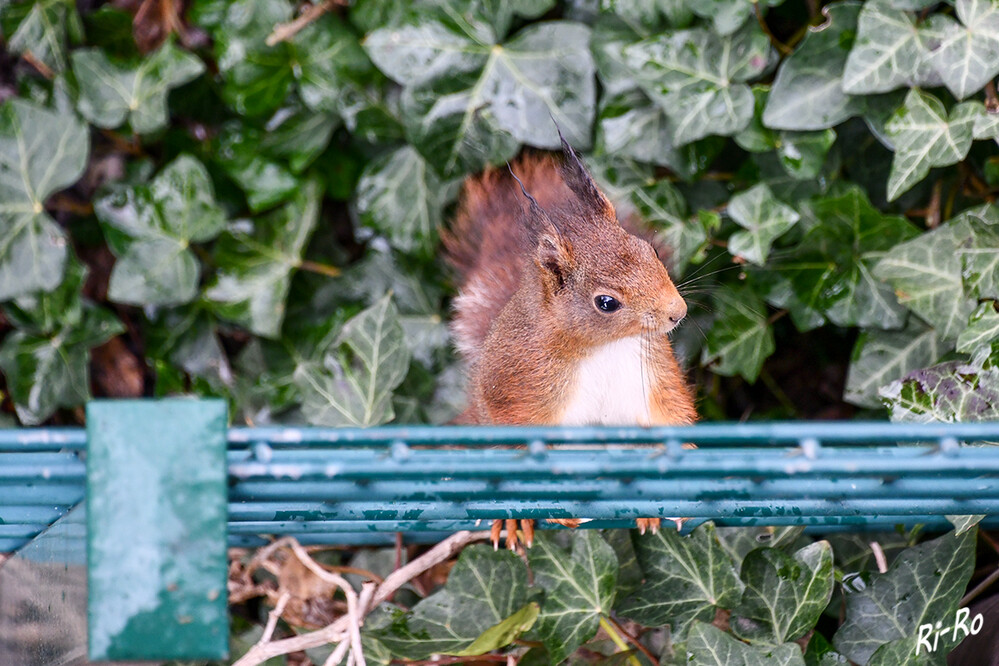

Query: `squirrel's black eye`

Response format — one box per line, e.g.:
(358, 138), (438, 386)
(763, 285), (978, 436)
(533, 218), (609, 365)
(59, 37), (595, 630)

(595, 295), (621, 313)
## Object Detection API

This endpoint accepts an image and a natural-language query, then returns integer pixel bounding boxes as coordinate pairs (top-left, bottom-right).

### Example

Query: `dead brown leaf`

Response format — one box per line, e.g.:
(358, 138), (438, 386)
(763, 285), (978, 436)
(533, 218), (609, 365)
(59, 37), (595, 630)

(91, 336), (145, 398)
(270, 550), (344, 629)
(113, 0), (187, 53)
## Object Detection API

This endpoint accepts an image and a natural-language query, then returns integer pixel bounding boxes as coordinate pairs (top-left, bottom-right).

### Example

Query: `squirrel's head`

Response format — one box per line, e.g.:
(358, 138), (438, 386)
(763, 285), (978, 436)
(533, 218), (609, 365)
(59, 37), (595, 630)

(515, 137), (687, 346)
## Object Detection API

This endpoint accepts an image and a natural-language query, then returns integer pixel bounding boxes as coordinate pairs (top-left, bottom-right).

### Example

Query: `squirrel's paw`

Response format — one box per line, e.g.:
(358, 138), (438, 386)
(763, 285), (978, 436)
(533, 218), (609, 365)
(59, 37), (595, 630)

(636, 518), (660, 535)
(546, 517), (584, 528)
(490, 519), (536, 550)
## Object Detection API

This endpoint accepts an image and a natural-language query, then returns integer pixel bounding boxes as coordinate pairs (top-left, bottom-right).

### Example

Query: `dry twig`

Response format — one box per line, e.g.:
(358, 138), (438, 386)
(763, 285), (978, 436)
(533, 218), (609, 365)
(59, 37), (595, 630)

(232, 531), (491, 666)
(289, 540), (366, 666)
(264, 592), (293, 642)
(22, 52), (55, 79)
(266, 0), (340, 46)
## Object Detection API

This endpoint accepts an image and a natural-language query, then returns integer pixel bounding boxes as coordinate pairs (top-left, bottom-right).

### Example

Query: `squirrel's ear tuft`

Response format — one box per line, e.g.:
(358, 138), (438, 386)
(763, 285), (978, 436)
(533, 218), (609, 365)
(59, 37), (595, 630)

(536, 225), (575, 293)
(556, 127), (614, 218)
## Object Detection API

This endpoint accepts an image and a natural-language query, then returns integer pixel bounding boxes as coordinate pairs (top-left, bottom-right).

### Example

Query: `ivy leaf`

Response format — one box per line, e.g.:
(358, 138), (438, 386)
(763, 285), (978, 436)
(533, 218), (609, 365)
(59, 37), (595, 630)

(478, 0), (559, 37)
(730, 541), (835, 645)
(291, 13), (378, 113)
(803, 633), (850, 666)
(753, 270), (826, 332)
(527, 531), (618, 664)
(0, 258), (123, 425)
(727, 183), (800, 265)
(926, 0), (999, 99)
(145, 305), (233, 392)
(233, 311), (352, 419)
(865, 635), (941, 666)
(775, 129), (837, 180)
(618, 523), (743, 640)
(884, 90), (979, 201)
(716, 526), (807, 569)
(879, 359), (999, 422)
(590, 16), (660, 98)
(214, 121), (299, 212)
(735, 86), (780, 152)
(701, 284), (775, 383)
(602, 529), (644, 601)
(2, 0), (83, 73)
(95, 155), (226, 306)
(775, 187), (919, 330)
(955, 204), (999, 300)
(365, 12), (595, 176)
(298, 293), (411, 427)
(888, 0), (941, 8)
(947, 515), (985, 535)
(844, 317), (946, 408)
(332, 245), (446, 315)
(398, 314), (449, 368)
(975, 107), (999, 144)
(370, 545), (532, 659)
(735, 86), (837, 179)
(214, 0), (294, 117)
(685, 622), (806, 666)
(690, 0), (784, 36)
(629, 180), (712, 275)
(336, 80), (405, 145)
(597, 0), (694, 31)
(764, 2), (864, 130)
(0, 306), (123, 425)
(833, 529), (976, 665)
(597, 89), (691, 175)
(842, 0), (943, 94)
(355, 146), (448, 256)
(72, 40), (204, 133)
(459, 603), (539, 657)
(874, 219), (978, 340)
(259, 105), (339, 174)
(206, 180), (321, 338)
(957, 302), (999, 356)
(622, 23), (770, 145)
(216, 3), (377, 118)
(0, 99), (89, 301)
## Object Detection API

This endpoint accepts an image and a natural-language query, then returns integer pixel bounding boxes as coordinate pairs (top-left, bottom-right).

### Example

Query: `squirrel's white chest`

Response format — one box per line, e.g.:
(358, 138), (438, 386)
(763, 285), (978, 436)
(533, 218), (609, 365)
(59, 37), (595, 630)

(559, 335), (653, 426)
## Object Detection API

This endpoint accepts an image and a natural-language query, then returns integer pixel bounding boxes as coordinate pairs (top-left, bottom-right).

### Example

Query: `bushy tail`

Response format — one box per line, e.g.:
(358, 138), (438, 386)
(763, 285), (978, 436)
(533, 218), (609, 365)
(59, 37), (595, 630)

(443, 154), (569, 364)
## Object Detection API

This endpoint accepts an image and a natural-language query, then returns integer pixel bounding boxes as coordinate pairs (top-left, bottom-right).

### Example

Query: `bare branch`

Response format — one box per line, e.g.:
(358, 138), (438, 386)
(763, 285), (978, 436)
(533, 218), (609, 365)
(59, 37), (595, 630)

(266, 0), (339, 46)
(289, 540), (366, 666)
(232, 531), (490, 666)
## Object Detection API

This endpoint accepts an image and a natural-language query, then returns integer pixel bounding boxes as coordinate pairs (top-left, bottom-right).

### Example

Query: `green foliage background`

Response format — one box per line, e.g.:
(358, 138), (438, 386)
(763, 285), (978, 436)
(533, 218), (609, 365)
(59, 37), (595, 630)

(1, 0), (999, 663)
(1, 0), (997, 428)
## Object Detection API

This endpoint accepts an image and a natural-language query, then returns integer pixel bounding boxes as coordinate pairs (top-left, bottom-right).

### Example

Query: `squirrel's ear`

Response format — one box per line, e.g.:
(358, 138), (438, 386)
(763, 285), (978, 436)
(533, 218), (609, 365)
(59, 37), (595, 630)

(557, 129), (614, 217)
(536, 227), (575, 292)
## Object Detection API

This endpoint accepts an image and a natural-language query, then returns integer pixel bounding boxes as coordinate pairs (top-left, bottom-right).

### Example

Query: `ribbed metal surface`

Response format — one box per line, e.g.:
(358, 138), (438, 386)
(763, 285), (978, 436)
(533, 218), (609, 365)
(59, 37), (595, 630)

(3, 420), (999, 551)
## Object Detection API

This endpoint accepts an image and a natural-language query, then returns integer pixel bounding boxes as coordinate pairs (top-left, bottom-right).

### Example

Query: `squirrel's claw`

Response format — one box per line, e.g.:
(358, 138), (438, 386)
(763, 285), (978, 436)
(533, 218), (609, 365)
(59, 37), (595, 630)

(521, 518), (535, 548)
(636, 518), (660, 535)
(636, 517), (690, 534)
(504, 519), (518, 550)
(490, 519), (537, 550)
(490, 519), (503, 550)
(667, 517), (690, 531)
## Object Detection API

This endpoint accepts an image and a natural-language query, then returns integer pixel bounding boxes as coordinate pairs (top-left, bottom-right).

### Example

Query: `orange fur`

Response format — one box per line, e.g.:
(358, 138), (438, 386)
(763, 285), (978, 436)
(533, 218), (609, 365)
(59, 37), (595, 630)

(445, 151), (696, 427)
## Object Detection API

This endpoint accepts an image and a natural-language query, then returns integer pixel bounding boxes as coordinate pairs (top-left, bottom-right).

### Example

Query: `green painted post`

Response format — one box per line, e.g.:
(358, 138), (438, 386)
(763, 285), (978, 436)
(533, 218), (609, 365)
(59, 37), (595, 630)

(87, 399), (229, 660)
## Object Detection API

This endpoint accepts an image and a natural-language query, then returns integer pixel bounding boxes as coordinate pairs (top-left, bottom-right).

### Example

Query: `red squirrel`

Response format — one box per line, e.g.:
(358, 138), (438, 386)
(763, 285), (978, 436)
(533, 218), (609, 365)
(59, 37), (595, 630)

(443, 137), (697, 548)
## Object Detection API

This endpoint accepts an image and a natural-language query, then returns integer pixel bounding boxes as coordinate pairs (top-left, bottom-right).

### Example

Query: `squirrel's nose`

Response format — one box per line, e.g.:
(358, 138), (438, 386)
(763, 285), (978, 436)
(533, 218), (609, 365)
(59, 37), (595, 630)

(666, 298), (687, 324)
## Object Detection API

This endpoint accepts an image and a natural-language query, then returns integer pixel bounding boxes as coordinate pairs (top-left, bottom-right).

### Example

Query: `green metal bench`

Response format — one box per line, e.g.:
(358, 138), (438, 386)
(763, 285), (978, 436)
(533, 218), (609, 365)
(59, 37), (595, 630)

(2, 398), (999, 661)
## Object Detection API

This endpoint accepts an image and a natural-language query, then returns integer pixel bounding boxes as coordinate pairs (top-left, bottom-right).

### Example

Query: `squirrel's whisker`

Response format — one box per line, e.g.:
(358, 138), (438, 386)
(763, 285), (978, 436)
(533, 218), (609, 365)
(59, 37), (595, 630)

(674, 251), (728, 285)
(684, 315), (709, 343)
(677, 263), (741, 289)
(684, 299), (714, 315)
